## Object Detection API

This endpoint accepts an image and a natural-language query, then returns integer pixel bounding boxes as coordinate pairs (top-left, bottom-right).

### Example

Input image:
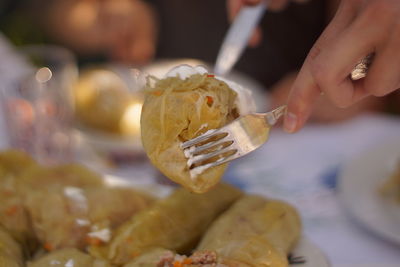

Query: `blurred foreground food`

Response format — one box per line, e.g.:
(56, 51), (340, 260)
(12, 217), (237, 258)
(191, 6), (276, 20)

(0, 226), (24, 267)
(0, 150), (154, 264)
(27, 248), (111, 267)
(0, 149), (303, 267)
(124, 196), (301, 267)
(196, 195), (301, 266)
(19, 165), (153, 251)
(91, 183), (242, 265)
(0, 150), (39, 253)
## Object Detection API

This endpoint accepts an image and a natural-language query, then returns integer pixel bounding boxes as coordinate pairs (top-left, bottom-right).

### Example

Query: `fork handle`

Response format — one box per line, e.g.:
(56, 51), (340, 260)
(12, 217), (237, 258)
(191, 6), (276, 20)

(264, 105), (287, 126)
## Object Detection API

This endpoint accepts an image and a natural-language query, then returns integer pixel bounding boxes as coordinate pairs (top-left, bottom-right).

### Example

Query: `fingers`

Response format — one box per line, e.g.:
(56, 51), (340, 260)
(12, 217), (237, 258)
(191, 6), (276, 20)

(227, 0), (243, 22)
(227, 0), (261, 22)
(365, 41), (400, 97)
(307, 28), (376, 108)
(248, 27), (262, 47)
(311, 1), (399, 105)
(364, 22), (400, 96)
(244, 0), (262, 5)
(227, 0), (263, 47)
(227, 0), (307, 47)
(284, 0), (359, 133)
(110, 0), (157, 64)
(268, 0), (289, 11)
(285, 0), (400, 133)
(227, 0), (309, 19)
(268, 0), (311, 11)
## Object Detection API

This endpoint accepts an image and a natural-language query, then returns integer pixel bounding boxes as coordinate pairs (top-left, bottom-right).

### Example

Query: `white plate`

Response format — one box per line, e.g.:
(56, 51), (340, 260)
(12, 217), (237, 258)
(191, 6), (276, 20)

(103, 175), (330, 267)
(291, 237), (330, 267)
(338, 139), (400, 244)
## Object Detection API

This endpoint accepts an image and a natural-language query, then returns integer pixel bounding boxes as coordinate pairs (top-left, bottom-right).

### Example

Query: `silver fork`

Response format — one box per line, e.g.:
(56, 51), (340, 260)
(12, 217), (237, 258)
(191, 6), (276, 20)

(181, 54), (372, 172)
(181, 105), (286, 170)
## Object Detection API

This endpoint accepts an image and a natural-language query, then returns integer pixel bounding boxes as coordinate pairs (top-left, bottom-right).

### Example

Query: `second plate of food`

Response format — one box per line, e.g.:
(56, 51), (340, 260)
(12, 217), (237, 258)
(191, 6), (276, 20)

(338, 139), (400, 245)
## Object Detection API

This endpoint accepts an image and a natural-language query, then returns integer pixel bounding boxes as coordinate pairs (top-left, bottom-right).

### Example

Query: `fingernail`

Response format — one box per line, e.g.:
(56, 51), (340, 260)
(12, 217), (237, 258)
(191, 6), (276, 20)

(284, 112), (297, 133)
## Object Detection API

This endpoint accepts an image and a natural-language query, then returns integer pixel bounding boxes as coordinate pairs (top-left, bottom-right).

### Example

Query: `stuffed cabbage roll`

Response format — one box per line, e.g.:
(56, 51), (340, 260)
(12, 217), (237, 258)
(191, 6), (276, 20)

(0, 150), (38, 253)
(27, 248), (112, 267)
(195, 195), (301, 267)
(141, 66), (245, 193)
(18, 165), (154, 251)
(0, 226), (24, 267)
(123, 196), (301, 267)
(93, 183), (242, 265)
(18, 163), (104, 190)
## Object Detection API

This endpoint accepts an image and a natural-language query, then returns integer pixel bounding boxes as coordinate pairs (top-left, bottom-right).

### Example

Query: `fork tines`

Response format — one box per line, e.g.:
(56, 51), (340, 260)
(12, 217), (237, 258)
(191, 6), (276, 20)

(288, 254), (306, 265)
(181, 130), (237, 169)
(181, 129), (219, 149)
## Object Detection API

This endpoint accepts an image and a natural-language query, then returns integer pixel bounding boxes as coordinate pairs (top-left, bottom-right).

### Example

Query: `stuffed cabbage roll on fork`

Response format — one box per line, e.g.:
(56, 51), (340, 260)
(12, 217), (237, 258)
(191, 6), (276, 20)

(141, 65), (255, 193)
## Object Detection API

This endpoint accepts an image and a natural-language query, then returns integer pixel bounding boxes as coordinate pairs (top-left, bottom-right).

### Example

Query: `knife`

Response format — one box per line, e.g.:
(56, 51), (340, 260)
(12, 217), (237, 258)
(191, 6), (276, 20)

(214, 3), (267, 76)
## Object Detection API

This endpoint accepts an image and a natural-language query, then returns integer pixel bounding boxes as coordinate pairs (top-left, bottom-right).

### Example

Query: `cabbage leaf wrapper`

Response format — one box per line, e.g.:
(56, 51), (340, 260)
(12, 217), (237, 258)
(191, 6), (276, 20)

(0, 150), (38, 254)
(196, 195), (302, 267)
(0, 226), (24, 267)
(27, 248), (112, 267)
(141, 74), (239, 193)
(92, 183), (242, 265)
(18, 164), (154, 250)
(122, 196), (301, 267)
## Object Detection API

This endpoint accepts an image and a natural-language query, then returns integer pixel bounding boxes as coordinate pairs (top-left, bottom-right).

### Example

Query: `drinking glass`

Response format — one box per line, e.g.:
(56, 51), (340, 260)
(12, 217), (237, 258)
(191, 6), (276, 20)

(0, 45), (78, 164)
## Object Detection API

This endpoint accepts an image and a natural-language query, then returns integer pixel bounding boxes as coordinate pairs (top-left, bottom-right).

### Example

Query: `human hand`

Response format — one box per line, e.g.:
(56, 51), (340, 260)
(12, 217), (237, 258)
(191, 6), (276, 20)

(270, 72), (385, 123)
(284, 0), (400, 133)
(226, 0), (310, 47)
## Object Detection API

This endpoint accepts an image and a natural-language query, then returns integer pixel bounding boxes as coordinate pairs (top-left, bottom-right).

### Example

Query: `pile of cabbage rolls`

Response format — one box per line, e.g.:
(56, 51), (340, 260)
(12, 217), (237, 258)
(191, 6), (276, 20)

(0, 149), (301, 267)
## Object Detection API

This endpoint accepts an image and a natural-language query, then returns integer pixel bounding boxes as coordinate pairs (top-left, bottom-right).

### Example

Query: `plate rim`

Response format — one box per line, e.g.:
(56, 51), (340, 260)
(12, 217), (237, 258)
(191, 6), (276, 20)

(337, 139), (400, 245)
(291, 236), (330, 267)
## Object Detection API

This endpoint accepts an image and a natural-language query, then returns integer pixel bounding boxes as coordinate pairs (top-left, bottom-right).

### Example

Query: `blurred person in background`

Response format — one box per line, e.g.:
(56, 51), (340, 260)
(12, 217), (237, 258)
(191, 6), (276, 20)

(1, 0), (397, 126)
(0, 0), (157, 64)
